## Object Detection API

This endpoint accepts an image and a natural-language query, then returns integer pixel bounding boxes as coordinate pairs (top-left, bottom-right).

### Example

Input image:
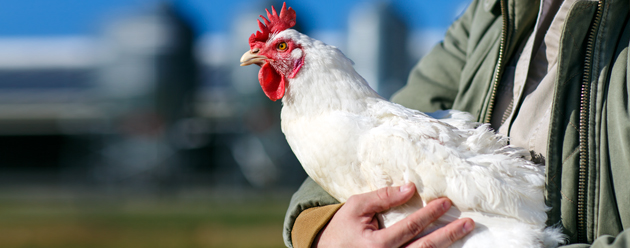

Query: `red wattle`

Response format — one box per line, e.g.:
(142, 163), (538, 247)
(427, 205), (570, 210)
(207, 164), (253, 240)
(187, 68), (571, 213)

(258, 62), (286, 101)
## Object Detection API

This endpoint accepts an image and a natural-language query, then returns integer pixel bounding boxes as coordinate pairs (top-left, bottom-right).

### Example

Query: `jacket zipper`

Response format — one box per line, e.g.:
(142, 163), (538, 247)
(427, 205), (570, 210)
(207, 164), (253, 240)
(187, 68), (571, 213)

(484, 0), (509, 123)
(577, 0), (603, 243)
(486, 0), (602, 241)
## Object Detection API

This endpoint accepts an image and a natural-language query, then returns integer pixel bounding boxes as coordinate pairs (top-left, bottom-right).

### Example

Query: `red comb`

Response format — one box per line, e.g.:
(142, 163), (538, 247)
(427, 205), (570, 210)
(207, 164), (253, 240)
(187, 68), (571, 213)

(249, 2), (296, 48)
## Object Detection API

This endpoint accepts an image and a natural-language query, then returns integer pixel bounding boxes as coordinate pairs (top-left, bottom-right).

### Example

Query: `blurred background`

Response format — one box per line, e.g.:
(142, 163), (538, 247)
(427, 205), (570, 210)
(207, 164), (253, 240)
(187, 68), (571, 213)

(0, 0), (468, 247)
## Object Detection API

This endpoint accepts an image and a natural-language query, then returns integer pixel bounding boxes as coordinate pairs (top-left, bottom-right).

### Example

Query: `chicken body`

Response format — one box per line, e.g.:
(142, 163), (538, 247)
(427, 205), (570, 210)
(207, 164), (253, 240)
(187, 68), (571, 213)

(241, 7), (565, 247)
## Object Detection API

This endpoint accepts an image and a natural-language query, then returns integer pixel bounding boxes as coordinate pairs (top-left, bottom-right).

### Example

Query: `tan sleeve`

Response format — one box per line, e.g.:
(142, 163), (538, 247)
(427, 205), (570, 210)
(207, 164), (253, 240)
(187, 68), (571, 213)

(291, 203), (343, 248)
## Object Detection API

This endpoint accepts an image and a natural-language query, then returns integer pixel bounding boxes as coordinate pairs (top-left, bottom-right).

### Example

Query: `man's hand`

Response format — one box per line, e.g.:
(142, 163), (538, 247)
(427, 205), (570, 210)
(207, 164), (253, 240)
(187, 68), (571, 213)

(313, 183), (474, 248)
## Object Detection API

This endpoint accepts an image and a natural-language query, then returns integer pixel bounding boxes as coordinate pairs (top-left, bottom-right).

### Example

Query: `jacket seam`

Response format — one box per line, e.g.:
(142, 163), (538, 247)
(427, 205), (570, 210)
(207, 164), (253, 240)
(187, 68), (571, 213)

(560, 189), (577, 205)
(568, 120), (579, 132)
(562, 147), (580, 165)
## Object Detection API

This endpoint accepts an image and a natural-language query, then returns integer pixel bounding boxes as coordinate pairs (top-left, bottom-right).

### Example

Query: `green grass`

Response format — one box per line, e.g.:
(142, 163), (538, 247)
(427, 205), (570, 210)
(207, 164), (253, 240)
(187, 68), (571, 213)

(0, 195), (290, 248)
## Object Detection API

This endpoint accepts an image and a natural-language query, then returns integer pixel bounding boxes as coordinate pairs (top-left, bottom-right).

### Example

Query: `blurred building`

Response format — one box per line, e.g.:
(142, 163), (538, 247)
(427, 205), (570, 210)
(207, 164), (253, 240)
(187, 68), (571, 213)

(94, 2), (198, 189)
(0, 36), (102, 185)
(348, 1), (411, 100)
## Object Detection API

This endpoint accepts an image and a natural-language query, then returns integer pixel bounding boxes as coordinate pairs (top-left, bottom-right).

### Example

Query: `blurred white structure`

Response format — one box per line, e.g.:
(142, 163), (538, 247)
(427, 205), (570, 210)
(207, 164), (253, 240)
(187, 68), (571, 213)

(0, 37), (103, 135)
(348, 1), (410, 99)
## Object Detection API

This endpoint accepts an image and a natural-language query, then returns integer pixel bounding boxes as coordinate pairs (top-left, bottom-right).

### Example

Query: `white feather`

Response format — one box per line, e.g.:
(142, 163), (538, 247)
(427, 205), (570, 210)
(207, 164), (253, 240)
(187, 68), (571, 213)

(272, 29), (566, 247)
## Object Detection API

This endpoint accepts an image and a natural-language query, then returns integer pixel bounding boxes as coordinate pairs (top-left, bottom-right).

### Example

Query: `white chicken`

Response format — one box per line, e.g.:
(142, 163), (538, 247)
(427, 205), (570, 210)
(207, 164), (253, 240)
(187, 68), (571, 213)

(240, 3), (565, 247)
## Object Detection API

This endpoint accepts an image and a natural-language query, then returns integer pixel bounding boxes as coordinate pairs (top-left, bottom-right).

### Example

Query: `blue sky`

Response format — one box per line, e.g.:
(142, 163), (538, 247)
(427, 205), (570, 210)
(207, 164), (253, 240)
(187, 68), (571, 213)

(0, 0), (469, 37)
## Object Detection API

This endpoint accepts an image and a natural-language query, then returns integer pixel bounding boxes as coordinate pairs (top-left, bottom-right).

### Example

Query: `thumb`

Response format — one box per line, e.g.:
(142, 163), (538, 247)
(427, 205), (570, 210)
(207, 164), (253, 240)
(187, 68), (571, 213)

(353, 183), (416, 215)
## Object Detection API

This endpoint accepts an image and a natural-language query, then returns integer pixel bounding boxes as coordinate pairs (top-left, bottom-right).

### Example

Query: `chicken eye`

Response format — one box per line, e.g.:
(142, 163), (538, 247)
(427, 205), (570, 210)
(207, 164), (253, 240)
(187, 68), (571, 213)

(277, 42), (288, 51)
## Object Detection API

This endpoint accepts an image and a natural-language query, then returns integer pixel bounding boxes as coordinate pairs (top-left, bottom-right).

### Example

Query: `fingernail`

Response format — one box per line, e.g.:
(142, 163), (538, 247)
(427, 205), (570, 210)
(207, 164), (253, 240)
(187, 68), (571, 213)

(442, 200), (451, 210)
(400, 183), (413, 192)
(463, 221), (474, 233)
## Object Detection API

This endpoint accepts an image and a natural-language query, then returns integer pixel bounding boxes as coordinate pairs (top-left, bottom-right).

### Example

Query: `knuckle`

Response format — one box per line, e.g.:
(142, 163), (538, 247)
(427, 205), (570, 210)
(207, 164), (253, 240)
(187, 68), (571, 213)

(427, 201), (446, 219)
(375, 187), (392, 202)
(446, 228), (460, 243)
(405, 219), (425, 235)
(417, 240), (438, 248)
(429, 207), (443, 219)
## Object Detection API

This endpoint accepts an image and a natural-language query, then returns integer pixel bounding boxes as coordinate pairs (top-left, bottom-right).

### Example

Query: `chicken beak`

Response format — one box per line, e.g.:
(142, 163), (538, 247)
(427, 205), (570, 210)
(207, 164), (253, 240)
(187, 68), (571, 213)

(240, 50), (268, 66)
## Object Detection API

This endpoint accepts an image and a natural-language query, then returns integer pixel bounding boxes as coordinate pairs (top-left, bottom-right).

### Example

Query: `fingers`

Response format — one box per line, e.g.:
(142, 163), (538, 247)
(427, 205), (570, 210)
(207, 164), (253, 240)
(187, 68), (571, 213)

(343, 185), (475, 248)
(350, 183), (416, 216)
(377, 198), (454, 248)
(406, 218), (475, 248)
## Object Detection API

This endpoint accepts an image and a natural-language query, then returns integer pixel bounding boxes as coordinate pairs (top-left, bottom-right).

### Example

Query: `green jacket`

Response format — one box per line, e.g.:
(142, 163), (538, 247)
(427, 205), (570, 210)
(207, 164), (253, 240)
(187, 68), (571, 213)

(283, 0), (630, 247)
